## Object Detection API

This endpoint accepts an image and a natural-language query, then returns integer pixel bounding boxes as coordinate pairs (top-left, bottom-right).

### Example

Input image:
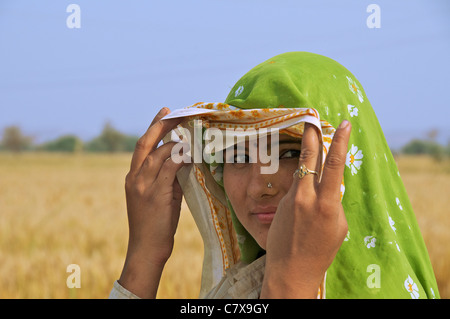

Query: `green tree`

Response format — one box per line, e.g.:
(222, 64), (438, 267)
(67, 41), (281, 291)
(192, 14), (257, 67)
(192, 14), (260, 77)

(402, 139), (431, 155)
(85, 122), (137, 153)
(38, 135), (83, 152)
(401, 139), (446, 161)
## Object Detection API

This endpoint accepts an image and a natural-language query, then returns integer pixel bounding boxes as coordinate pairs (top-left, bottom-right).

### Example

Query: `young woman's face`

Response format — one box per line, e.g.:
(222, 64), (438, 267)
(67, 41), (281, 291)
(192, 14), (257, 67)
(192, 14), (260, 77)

(223, 134), (301, 250)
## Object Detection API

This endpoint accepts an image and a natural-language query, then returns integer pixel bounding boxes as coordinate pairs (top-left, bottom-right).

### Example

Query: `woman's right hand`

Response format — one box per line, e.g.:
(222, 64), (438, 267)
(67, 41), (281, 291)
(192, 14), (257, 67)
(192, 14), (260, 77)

(261, 121), (351, 298)
(118, 107), (188, 298)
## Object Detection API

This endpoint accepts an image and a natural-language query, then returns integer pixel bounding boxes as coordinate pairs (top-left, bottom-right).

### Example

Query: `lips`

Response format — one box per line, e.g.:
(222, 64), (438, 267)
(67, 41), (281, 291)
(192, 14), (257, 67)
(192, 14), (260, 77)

(251, 206), (277, 224)
(254, 212), (276, 224)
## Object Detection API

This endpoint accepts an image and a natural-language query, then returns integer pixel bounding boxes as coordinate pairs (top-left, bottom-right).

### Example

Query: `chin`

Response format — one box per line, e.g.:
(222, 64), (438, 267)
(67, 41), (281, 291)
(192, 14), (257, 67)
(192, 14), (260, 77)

(255, 234), (268, 251)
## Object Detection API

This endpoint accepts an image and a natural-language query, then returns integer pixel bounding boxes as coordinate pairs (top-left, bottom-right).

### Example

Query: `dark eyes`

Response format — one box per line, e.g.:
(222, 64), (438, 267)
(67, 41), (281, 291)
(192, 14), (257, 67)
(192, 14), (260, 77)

(279, 149), (301, 159)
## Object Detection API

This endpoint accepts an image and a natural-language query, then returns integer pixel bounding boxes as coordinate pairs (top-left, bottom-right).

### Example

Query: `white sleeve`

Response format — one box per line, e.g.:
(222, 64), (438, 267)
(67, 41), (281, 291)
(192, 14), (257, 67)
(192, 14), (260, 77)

(108, 280), (141, 299)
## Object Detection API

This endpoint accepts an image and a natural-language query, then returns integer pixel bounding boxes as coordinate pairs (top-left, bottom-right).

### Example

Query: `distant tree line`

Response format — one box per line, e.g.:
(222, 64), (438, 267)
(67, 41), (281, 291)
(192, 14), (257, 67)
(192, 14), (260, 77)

(0, 122), (139, 153)
(1, 124), (449, 161)
(400, 139), (449, 161)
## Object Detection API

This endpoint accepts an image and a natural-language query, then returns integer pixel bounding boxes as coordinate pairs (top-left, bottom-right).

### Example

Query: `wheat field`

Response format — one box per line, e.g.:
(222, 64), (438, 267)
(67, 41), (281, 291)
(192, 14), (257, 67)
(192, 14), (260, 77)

(0, 153), (448, 298)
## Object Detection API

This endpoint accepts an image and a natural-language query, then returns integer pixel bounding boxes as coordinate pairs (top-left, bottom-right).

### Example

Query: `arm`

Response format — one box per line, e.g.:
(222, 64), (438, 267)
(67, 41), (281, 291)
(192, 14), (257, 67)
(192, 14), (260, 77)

(117, 107), (188, 298)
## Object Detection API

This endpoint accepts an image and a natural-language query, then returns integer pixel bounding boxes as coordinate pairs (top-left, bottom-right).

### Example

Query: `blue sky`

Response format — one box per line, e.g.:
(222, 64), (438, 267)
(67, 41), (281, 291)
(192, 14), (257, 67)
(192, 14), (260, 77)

(0, 0), (449, 148)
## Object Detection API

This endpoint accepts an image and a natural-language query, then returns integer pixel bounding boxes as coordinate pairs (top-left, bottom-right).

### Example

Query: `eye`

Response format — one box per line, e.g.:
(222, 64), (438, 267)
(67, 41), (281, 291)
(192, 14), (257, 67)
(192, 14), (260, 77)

(234, 154), (250, 163)
(280, 149), (301, 159)
(224, 149), (251, 164)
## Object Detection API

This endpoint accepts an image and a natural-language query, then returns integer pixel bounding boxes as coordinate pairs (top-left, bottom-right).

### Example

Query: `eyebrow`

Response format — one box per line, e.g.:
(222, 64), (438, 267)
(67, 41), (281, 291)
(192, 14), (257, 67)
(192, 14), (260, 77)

(224, 136), (301, 152)
(275, 135), (302, 146)
(278, 138), (301, 145)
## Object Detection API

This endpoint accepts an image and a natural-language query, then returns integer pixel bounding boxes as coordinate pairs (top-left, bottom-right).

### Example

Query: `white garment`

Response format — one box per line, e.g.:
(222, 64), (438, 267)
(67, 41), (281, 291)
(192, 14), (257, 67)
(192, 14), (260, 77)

(109, 280), (141, 299)
(109, 256), (266, 299)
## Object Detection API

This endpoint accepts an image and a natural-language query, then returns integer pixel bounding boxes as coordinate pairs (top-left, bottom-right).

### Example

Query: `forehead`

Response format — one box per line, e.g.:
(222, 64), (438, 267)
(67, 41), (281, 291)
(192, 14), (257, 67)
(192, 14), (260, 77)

(262, 133), (301, 145)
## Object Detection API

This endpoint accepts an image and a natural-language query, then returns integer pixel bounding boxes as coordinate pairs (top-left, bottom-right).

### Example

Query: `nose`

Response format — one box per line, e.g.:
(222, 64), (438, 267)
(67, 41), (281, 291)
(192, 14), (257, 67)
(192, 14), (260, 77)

(246, 162), (278, 200)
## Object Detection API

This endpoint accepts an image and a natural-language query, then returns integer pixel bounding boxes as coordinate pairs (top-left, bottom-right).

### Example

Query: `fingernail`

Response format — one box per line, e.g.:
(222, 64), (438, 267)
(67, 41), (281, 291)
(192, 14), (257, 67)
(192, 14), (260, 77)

(159, 107), (169, 115)
(338, 120), (350, 129)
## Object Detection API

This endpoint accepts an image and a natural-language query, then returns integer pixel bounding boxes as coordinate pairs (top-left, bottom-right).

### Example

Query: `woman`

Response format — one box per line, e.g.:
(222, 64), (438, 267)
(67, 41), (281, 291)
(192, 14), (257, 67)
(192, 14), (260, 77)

(110, 52), (439, 299)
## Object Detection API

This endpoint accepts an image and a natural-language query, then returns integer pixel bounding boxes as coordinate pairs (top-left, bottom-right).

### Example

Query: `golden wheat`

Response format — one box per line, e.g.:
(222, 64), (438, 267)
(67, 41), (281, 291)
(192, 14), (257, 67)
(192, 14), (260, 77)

(396, 155), (450, 299)
(0, 153), (448, 298)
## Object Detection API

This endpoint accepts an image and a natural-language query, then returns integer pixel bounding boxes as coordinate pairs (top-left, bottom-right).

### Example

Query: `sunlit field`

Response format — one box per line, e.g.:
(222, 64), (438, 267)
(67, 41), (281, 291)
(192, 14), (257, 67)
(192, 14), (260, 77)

(0, 153), (448, 298)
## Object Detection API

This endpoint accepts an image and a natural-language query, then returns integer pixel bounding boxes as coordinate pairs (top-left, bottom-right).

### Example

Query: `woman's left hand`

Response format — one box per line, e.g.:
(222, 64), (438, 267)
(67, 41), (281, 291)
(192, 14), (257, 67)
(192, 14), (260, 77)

(261, 120), (351, 298)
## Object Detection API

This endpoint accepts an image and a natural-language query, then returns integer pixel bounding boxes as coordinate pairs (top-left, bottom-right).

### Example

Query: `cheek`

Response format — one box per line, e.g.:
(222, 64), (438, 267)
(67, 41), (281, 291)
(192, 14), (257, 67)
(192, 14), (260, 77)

(223, 166), (240, 204)
(277, 160), (297, 190)
(223, 166), (247, 219)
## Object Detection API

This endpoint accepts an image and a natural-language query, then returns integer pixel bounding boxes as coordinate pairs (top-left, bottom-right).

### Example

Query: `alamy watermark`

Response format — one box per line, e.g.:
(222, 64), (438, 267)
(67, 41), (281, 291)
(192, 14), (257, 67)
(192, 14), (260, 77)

(66, 264), (81, 288)
(64, 5), (380, 30)
(366, 4), (381, 29)
(170, 120), (281, 174)
(66, 4), (81, 29)
(366, 264), (381, 289)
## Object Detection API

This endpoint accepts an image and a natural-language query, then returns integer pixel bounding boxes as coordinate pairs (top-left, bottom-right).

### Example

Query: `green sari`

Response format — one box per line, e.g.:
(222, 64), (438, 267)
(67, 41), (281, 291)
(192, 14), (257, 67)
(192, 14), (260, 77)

(166, 52), (439, 298)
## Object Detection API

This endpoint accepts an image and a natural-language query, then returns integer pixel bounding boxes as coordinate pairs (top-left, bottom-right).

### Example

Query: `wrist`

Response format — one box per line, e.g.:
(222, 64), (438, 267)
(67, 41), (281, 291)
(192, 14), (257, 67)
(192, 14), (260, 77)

(260, 261), (323, 299)
(118, 250), (167, 298)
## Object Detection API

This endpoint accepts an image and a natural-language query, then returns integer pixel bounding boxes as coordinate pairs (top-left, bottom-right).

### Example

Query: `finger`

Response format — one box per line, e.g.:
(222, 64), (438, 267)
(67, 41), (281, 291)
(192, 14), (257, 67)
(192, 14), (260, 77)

(151, 107), (169, 126)
(154, 156), (188, 192)
(318, 120), (351, 202)
(129, 108), (183, 175)
(139, 141), (189, 182)
(294, 122), (321, 190)
(173, 177), (183, 202)
(130, 107), (169, 173)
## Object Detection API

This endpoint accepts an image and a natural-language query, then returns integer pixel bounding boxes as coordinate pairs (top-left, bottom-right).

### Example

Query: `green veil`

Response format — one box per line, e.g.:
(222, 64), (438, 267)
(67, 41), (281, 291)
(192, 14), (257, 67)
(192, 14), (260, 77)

(223, 51), (439, 298)
(167, 51), (439, 298)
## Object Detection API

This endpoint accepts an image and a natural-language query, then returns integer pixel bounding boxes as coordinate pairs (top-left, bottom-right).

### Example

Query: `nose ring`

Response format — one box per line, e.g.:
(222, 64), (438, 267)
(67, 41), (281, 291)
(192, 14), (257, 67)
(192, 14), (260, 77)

(267, 182), (273, 188)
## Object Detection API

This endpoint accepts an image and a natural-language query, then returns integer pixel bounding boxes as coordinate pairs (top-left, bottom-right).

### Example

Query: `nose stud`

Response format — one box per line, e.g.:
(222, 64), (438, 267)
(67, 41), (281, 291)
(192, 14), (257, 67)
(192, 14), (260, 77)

(267, 182), (272, 188)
